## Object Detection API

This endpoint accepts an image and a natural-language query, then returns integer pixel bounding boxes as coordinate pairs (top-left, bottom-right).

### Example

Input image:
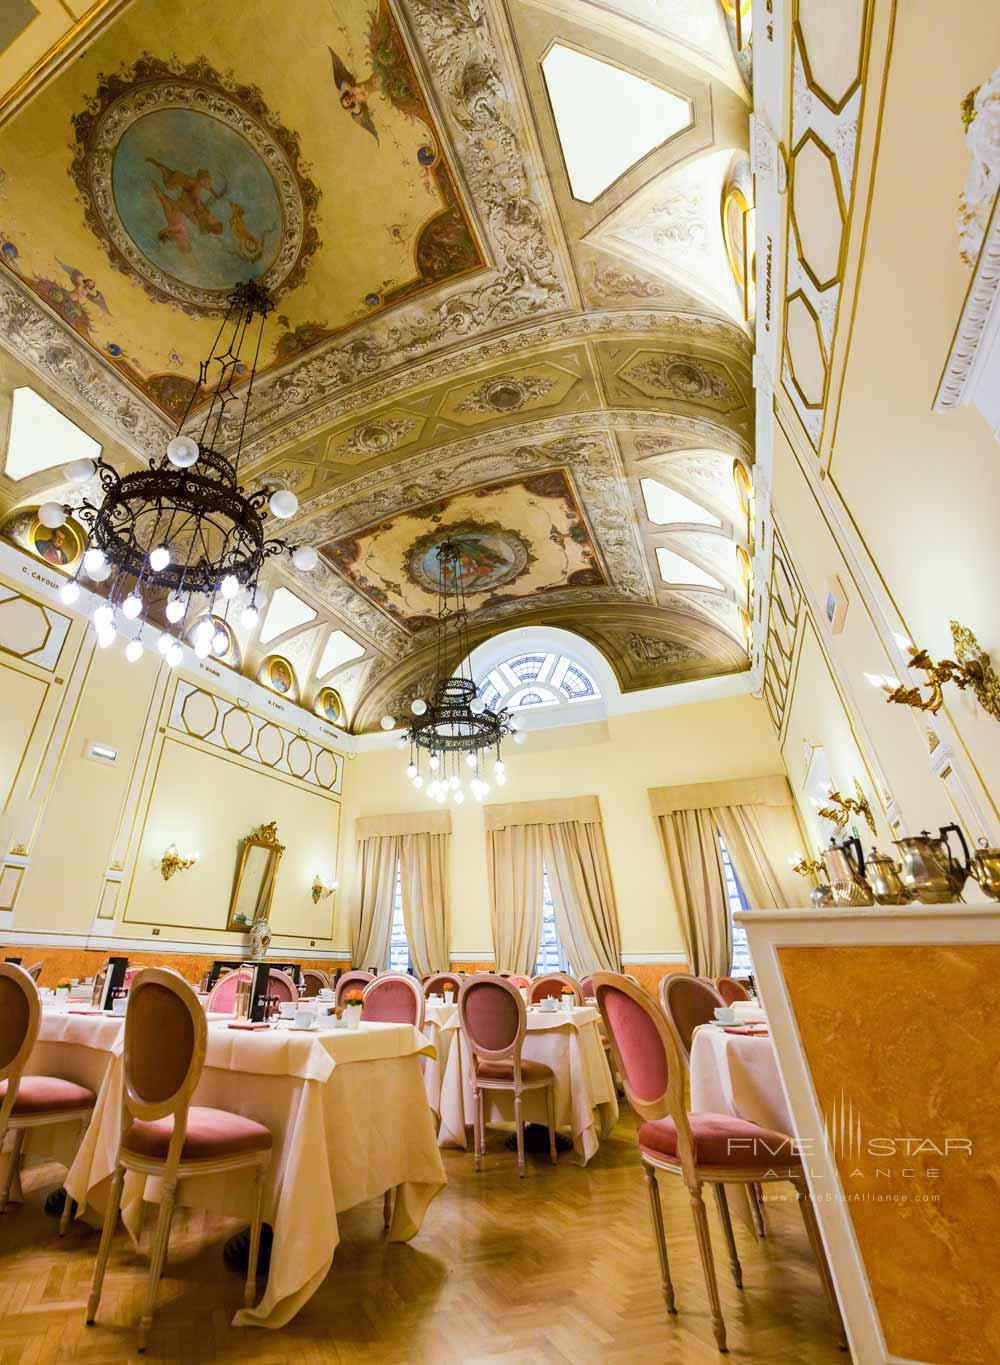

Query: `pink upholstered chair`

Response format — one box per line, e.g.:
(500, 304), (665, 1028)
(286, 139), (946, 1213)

(716, 976), (751, 1005)
(423, 972), (461, 998)
(457, 974), (557, 1177)
(0, 963), (94, 1234)
(207, 967), (297, 1014)
(265, 969), (298, 1005)
(660, 973), (726, 1061)
(86, 968), (272, 1350)
(528, 971), (583, 1005)
(362, 973), (425, 1030)
(591, 973), (844, 1353)
(579, 973), (597, 998)
(506, 974), (531, 990)
(300, 968), (330, 998)
(335, 970), (374, 1006)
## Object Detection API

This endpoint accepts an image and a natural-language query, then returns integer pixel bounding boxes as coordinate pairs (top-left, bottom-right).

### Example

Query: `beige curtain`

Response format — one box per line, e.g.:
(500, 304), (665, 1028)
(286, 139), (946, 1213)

(352, 834), (401, 970)
(658, 808), (731, 978)
(542, 820), (621, 973)
(400, 832), (450, 976)
(486, 823), (546, 975)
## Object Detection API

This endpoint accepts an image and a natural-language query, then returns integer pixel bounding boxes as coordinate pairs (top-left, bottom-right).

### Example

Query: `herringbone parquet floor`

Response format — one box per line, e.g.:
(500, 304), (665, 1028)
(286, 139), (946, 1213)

(0, 1109), (844, 1363)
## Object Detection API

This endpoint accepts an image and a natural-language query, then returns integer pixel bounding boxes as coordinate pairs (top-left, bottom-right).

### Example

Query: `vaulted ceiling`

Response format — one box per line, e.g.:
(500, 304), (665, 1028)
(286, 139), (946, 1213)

(0, 0), (755, 731)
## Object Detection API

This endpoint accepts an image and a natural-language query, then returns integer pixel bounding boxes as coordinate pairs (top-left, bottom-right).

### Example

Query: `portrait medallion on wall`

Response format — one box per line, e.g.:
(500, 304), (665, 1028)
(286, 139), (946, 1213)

(259, 653), (298, 699)
(315, 686), (345, 726)
(28, 515), (84, 572)
(70, 56), (320, 315)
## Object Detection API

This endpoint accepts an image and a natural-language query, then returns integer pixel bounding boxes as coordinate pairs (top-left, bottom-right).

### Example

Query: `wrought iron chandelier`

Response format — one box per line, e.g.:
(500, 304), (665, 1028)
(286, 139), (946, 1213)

(383, 539), (515, 804)
(41, 279), (317, 666)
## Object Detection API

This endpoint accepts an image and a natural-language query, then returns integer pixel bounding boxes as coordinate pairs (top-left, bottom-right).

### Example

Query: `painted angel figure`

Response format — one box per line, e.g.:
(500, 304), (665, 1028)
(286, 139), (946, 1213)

(328, 0), (430, 144)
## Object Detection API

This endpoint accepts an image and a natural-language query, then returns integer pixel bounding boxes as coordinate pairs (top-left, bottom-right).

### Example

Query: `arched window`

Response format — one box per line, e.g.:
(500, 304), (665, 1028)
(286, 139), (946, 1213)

(475, 650), (601, 713)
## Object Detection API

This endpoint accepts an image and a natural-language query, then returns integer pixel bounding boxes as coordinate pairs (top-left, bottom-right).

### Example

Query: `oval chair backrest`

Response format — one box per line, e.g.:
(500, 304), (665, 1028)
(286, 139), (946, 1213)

(0, 964), (40, 1106)
(300, 969), (329, 998)
(26, 962), (42, 982)
(266, 969), (298, 1005)
(458, 974), (526, 1064)
(206, 967), (252, 1013)
(335, 970), (375, 1006)
(507, 974), (531, 990)
(124, 968), (206, 1124)
(661, 973), (725, 1061)
(362, 973), (424, 1029)
(579, 974), (596, 998)
(529, 972), (583, 1004)
(423, 973), (461, 998)
(716, 976), (751, 1005)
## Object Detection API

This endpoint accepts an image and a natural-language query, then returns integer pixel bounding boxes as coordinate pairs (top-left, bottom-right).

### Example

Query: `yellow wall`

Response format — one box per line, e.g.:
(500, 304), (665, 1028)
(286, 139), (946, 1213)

(339, 693), (792, 959)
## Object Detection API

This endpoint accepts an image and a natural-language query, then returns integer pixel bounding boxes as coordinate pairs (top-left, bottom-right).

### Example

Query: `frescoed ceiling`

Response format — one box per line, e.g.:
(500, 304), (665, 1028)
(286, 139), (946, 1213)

(0, 0), (757, 732)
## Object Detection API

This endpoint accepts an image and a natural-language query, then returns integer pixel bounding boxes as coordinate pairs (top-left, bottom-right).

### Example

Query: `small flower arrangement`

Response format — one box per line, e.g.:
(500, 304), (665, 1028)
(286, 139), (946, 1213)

(344, 990), (364, 1007)
(560, 986), (574, 996)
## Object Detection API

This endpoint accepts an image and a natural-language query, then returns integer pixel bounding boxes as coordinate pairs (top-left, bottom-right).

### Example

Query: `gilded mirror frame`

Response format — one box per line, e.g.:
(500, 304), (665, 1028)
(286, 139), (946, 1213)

(227, 821), (285, 932)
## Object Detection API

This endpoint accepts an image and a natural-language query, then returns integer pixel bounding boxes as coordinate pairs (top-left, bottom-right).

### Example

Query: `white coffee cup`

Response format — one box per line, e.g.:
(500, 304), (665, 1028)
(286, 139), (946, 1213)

(278, 1001), (296, 1019)
(293, 1008), (316, 1029)
(318, 988), (334, 1000)
(540, 996), (558, 1012)
(112, 996), (128, 1015)
(713, 1006), (737, 1025)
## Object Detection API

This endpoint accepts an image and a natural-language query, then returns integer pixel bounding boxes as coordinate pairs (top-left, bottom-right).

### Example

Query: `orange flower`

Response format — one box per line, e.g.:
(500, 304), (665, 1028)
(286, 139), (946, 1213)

(345, 990), (364, 1004)
(560, 986), (574, 995)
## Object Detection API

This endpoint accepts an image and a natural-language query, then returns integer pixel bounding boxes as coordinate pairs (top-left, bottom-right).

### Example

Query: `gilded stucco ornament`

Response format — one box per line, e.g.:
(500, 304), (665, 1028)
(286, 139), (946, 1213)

(958, 68), (1000, 267)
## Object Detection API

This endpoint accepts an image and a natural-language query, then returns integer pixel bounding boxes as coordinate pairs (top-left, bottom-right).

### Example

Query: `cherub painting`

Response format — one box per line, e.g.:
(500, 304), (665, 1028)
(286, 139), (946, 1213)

(30, 259), (109, 340)
(328, 0), (431, 144)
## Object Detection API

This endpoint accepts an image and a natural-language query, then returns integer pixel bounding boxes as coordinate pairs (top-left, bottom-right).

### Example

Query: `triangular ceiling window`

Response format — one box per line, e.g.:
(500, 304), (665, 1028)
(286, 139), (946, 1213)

(541, 44), (691, 202)
(4, 387), (101, 482)
(259, 586), (317, 645)
(641, 478), (721, 528)
(317, 628), (366, 678)
(656, 547), (723, 590)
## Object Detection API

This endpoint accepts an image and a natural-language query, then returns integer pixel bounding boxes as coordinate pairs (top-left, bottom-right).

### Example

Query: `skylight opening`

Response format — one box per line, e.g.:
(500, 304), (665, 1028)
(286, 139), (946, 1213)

(541, 44), (691, 202)
(317, 628), (366, 677)
(640, 477), (722, 528)
(259, 586), (318, 644)
(4, 387), (101, 482)
(656, 547), (724, 590)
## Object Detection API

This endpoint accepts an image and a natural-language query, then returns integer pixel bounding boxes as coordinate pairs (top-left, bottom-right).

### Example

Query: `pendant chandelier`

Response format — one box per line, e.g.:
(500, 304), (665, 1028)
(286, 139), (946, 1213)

(384, 539), (515, 804)
(40, 279), (317, 666)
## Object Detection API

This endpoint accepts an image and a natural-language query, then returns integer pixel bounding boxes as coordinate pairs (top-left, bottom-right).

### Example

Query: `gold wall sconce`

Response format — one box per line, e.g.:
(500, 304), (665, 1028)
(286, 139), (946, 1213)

(311, 875), (339, 904)
(817, 778), (876, 835)
(788, 852), (824, 880)
(866, 622), (1000, 722)
(161, 844), (198, 881)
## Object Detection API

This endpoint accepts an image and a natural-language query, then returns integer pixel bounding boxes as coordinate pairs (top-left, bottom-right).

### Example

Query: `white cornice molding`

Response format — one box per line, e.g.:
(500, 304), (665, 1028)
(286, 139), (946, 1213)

(934, 188), (1000, 428)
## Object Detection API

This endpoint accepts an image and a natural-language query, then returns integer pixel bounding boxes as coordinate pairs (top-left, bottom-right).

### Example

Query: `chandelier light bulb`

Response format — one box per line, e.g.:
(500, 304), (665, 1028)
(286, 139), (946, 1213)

(122, 593), (142, 620)
(496, 772), (507, 787)
(241, 604), (260, 630)
(165, 595), (185, 623)
(435, 787), (447, 805)
(380, 715), (396, 731)
(86, 559), (112, 582)
(149, 545), (171, 572)
(465, 752), (477, 769)
(83, 547), (106, 574)
(470, 696), (485, 715)
(125, 639), (143, 664)
(63, 458), (96, 484)
(454, 788), (465, 805)
(59, 581), (80, 605)
(166, 434), (199, 468)
(212, 629), (229, 654)
(194, 618), (214, 645)
(195, 639), (211, 659)
(406, 763), (417, 780)
(38, 501), (68, 529)
(93, 604), (114, 629)
(157, 634), (173, 656)
(166, 642), (183, 668)
(291, 545), (318, 571)
(96, 624), (116, 650)
(219, 574), (239, 599)
(449, 775), (460, 791)
(411, 698), (427, 716)
(413, 774), (424, 789)
(429, 754), (440, 771)
(269, 489), (298, 519)
(494, 759), (505, 776)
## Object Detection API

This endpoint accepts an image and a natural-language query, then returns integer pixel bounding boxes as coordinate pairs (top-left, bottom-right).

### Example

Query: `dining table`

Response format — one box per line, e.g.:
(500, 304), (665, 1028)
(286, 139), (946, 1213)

(421, 998), (458, 1117)
(436, 1003), (618, 1164)
(63, 1013), (446, 1329)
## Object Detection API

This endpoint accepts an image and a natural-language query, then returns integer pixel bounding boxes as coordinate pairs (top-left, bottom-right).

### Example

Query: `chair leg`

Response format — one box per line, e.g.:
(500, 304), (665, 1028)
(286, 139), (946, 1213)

(137, 1179), (176, 1353)
(689, 1182), (727, 1352)
(713, 1185), (743, 1289)
(87, 1162), (125, 1325)
(749, 1181), (767, 1238)
(474, 1088), (484, 1173)
(0, 1129), (24, 1214)
(382, 1186), (394, 1230)
(794, 1178), (848, 1349)
(245, 1164), (266, 1309)
(514, 1092), (525, 1178)
(642, 1163), (676, 1314)
(545, 1084), (557, 1165)
(59, 1195), (75, 1238)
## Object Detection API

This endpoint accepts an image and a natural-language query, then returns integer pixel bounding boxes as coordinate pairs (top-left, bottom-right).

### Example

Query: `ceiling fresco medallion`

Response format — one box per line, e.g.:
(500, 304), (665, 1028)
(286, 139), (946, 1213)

(319, 469), (607, 633)
(69, 56), (321, 315)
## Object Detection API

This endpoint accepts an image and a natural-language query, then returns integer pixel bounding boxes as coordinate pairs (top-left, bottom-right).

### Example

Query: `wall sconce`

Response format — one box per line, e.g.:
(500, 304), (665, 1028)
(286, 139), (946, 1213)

(161, 844), (198, 881)
(866, 622), (1000, 721)
(788, 851), (824, 880)
(311, 875), (339, 904)
(817, 777), (876, 835)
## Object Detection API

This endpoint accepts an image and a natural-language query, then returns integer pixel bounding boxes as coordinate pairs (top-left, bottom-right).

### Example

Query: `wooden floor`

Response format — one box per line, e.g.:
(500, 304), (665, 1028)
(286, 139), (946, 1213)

(0, 1109), (845, 1363)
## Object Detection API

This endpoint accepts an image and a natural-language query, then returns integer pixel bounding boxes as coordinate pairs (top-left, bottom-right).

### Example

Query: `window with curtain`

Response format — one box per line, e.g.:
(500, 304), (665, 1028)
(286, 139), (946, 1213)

(534, 864), (567, 974)
(719, 835), (752, 975)
(388, 859), (411, 973)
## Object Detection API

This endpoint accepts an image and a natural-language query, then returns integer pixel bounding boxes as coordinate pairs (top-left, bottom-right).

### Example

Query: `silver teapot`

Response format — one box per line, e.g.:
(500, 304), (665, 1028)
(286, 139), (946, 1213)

(821, 835), (875, 907)
(892, 825), (971, 904)
(865, 848), (913, 906)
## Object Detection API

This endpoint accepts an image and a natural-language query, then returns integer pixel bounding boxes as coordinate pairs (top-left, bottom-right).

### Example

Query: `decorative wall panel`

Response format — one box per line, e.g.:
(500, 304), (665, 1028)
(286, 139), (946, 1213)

(0, 584), (71, 670)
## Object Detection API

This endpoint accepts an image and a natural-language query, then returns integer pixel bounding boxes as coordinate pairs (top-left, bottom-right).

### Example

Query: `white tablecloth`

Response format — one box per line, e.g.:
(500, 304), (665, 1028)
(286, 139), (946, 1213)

(65, 1018), (446, 1329)
(421, 1002), (457, 1117)
(689, 1023), (792, 1137)
(437, 1005), (617, 1165)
